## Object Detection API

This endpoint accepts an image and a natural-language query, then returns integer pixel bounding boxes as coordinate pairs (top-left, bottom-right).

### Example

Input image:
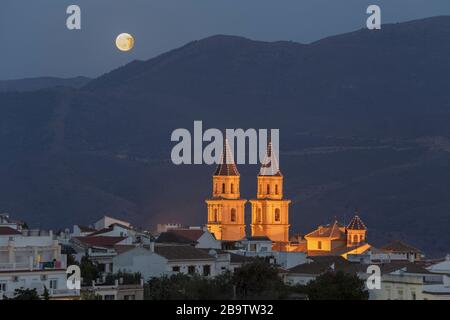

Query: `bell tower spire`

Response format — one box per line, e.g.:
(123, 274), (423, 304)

(206, 138), (246, 241)
(250, 141), (290, 242)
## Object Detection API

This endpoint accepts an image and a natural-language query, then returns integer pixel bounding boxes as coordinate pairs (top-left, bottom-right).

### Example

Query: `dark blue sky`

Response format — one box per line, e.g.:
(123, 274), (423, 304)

(1, 0), (449, 80)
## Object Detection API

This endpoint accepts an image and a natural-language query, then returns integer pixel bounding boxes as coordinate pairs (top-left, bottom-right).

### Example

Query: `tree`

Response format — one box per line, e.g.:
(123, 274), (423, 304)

(79, 256), (100, 285)
(145, 272), (234, 300)
(144, 260), (294, 300)
(303, 271), (369, 300)
(42, 286), (50, 300)
(80, 291), (102, 300)
(232, 259), (290, 299)
(11, 288), (41, 300)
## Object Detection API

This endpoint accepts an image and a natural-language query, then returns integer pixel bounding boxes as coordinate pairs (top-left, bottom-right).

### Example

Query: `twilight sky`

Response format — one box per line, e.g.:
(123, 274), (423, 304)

(1, 0), (449, 80)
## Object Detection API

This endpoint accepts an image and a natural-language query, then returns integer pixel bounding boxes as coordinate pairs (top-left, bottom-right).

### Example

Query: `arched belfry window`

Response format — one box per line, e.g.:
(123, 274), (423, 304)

(231, 183), (234, 194)
(275, 208), (280, 222)
(259, 184), (262, 194)
(267, 184), (270, 195)
(275, 184), (279, 195)
(213, 209), (218, 222)
(353, 235), (358, 243)
(222, 183), (226, 193)
(231, 208), (237, 222)
(257, 208), (262, 223)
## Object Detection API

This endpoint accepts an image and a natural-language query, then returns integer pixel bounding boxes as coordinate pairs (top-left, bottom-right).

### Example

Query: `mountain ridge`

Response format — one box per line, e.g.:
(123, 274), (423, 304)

(0, 76), (91, 93)
(1, 16), (450, 256)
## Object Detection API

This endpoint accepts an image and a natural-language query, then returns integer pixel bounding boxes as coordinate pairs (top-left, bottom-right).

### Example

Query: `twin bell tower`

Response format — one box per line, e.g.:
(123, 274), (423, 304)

(206, 139), (291, 243)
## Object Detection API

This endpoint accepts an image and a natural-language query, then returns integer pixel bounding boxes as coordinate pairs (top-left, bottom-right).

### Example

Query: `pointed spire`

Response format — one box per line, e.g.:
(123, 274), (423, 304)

(347, 214), (367, 230)
(214, 139), (240, 176)
(259, 141), (282, 176)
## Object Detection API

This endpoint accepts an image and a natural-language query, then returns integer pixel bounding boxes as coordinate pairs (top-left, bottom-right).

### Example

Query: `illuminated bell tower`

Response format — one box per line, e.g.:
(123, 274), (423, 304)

(346, 213), (367, 247)
(206, 140), (246, 241)
(250, 142), (290, 242)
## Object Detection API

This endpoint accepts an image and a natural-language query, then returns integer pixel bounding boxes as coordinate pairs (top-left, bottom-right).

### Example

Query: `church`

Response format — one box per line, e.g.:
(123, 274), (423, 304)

(205, 139), (372, 258)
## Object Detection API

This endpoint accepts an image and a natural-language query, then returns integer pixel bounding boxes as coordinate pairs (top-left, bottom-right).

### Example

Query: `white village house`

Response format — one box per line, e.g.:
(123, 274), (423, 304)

(0, 214), (79, 299)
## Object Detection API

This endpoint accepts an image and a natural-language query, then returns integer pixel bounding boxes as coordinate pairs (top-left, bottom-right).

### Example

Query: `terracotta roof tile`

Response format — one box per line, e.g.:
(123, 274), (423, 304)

(156, 232), (197, 244)
(380, 262), (431, 275)
(73, 236), (126, 248)
(154, 245), (215, 261)
(380, 240), (422, 253)
(347, 215), (367, 230)
(0, 226), (22, 236)
(168, 229), (205, 242)
(214, 139), (239, 176)
(305, 220), (346, 239)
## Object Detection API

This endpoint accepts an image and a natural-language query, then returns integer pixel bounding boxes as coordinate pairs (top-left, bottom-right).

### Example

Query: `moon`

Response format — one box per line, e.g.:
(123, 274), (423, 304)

(115, 33), (135, 52)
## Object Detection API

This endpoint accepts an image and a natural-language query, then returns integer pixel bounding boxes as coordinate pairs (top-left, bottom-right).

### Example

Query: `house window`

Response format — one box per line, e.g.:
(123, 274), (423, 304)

(274, 208), (280, 222)
(124, 295), (135, 300)
(49, 279), (58, 289)
(250, 244), (257, 251)
(318, 241), (322, 250)
(203, 265), (211, 276)
(188, 266), (196, 275)
(222, 183), (226, 193)
(231, 209), (236, 222)
(231, 184), (234, 194)
(257, 208), (262, 223)
(104, 295), (115, 300)
(172, 266), (180, 272)
(0, 282), (6, 292)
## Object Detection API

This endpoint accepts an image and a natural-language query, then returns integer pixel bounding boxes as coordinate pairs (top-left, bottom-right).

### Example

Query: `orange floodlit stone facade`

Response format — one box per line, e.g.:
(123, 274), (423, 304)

(206, 140), (246, 241)
(205, 139), (371, 257)
(250, 142), (291, 243)
(303, 215), (370, 257)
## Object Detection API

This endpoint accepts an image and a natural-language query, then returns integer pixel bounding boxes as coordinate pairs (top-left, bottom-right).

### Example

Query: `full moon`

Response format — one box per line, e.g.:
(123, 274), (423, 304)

(115, 33), (135, 52)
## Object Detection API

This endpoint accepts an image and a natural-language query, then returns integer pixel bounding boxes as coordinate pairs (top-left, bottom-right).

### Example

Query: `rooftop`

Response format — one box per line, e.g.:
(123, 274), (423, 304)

(154, 245), (215, 261)
(305, 220), (346, 239)
(380, 240), (422, 253)
(214, 139), (239, 176)
(347, 215), (367, 231)
(0, 226), (22, 236)
(167, 229), (206, 242)
(72, 236), (127, 248)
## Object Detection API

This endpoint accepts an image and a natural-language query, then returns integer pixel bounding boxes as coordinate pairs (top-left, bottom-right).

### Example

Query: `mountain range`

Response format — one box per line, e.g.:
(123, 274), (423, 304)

(0, 76), (91, 93)
(1, 16), (450, 256)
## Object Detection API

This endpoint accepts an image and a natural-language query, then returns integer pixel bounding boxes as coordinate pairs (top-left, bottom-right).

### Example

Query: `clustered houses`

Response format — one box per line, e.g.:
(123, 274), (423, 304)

(0, 144), (449, 300)
(0, 214), (78, 300)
